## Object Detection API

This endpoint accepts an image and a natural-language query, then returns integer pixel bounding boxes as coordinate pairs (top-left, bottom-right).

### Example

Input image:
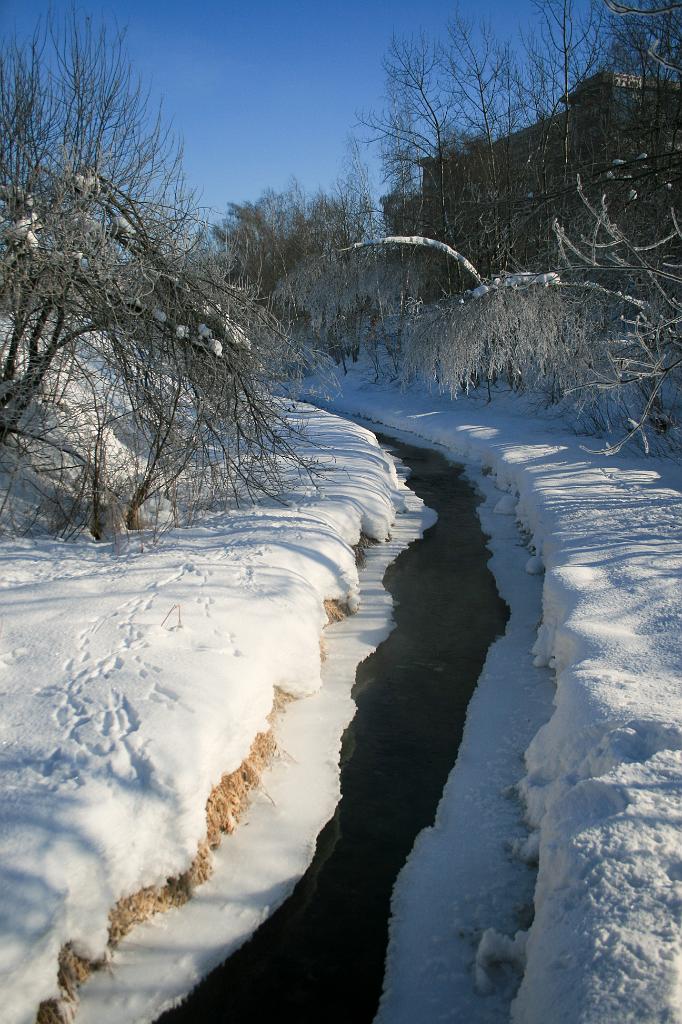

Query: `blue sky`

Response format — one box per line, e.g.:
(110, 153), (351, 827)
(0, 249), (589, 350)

(1, 1), (592, 217)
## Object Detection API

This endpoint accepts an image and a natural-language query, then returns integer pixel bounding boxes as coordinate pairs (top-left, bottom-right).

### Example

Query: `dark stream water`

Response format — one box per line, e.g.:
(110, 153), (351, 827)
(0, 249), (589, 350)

(158, 435), (509, 1024)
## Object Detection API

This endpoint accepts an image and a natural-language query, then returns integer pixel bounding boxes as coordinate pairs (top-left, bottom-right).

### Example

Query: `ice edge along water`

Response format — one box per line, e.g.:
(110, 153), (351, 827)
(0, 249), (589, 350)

(74, 433), (431, 1024)
(0, 405), (431, 1024)
(306, 362), (682, 1024)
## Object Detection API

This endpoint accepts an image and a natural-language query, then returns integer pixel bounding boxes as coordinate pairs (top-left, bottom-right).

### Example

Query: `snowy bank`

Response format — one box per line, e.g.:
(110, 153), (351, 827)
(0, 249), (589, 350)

(303, 363), (682, 1024)
(0, 405), (426, 1024)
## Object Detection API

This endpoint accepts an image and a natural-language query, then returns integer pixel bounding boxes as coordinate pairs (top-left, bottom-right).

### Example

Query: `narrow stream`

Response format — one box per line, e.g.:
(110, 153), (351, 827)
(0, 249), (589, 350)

(158, 435), (509, 1024)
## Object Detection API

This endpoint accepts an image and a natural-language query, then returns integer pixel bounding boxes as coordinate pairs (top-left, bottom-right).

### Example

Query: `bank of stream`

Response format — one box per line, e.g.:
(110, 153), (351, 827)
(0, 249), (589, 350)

(158, 435), (509, 1024)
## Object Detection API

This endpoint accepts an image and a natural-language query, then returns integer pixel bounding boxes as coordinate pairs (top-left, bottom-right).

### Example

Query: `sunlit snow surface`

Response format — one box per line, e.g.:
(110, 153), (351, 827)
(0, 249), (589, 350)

(0, 406), (429, 1024)
(4, 366), (681, 1024)
(304, 363), (682, 1024)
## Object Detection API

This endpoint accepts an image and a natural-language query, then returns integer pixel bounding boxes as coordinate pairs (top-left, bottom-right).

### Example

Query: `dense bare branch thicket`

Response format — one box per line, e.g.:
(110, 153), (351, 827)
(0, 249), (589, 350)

(400, 284), (613, 399)
(286, 0), (680, 449)
(212, 147), (379, 300)
(551, 183), (682, 450)
(0, 20), (306, 537)
(284, 246), (428, 376)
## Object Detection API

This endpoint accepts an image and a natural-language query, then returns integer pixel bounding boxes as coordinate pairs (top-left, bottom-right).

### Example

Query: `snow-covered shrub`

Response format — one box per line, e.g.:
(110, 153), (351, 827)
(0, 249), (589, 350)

(0, 18), (307, 536)
(552, 185), (682, 453)
(401, 285), (611, 397)
(318, 227), (680, 450)
(398, 278), (680, 449)
(285, 247), (425, 377)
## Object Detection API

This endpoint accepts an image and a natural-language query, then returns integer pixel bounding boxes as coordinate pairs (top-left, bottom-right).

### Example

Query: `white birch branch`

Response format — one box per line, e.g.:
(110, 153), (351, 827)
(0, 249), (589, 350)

(340, 235), (485, 287)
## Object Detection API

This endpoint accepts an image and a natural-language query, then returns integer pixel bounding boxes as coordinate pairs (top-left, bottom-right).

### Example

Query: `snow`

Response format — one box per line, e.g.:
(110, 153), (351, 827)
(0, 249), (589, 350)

(225, 318), (251, 350)
(475, 927), (528, 995)
(73, 171), (100, 196)
(500, 271), (560, 288)
(111, 214), (134, 237)
(470, 284), (490, 300)
(4, 213), (40, 248)
(0, 404), (427, 1024)
(524, 554), (544, 575)
(346, 235), (484, 287)
(3, 339), (681, 1024)
(302, 359), (682, 1024)
(467, 272), (561, 301)
(344, 235), (559, 300)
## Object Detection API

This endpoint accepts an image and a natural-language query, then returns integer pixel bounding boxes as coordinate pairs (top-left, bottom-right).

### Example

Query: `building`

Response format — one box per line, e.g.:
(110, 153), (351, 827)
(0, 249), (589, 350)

(384, 71), (681, 262)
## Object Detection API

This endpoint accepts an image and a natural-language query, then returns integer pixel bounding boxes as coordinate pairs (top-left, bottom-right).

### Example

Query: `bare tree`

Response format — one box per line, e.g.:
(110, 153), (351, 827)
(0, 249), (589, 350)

(0, 16), (306, 536)
(359, 34), (453, 249)
(528, 1), (607, 177)
(443, 16), (523, 273)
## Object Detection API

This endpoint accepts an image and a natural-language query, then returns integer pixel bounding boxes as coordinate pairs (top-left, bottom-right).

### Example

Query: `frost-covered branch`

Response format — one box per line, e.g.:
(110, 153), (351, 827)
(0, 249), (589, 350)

(340, 235), (484, 287)
(604, 0), (682, 74)
(551, 179), (682, 450)
(604, 1), (682, 14)
(0, 15), (308, 537)
(340, 235), (564, 301)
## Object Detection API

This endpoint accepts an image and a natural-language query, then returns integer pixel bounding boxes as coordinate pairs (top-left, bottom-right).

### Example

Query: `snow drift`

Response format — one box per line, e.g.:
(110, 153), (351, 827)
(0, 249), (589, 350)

(304, 361), (682, 1024)
(0, 404), (416, 1024)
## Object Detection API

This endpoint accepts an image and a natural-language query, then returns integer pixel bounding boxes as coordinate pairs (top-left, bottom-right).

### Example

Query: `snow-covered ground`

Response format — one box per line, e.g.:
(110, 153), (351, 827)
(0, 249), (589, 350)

(303, 361), (682, 1024)
(4, 356), (681, 1024)
(0, 405), (431, 1024)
